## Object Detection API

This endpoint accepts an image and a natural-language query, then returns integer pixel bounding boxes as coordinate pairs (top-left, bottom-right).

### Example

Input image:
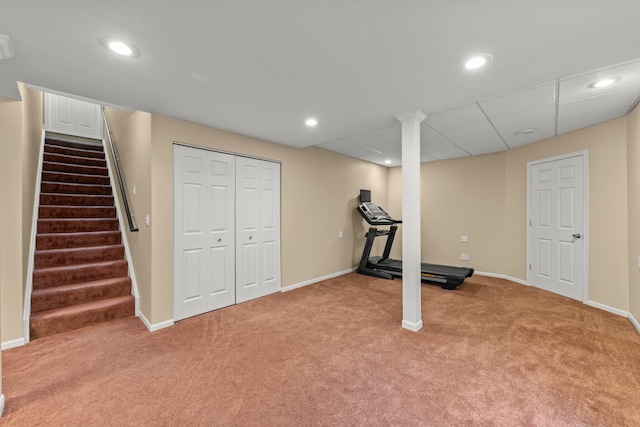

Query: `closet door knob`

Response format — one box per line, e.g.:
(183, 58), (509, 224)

(249, 235), (253, 240)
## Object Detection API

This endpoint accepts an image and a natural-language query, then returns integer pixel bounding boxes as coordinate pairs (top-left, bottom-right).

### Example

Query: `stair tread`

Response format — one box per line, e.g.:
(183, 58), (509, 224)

(35, 244), (124, 255)
(34, 258), (127, 274)
(31, 295), (133, 320)
(38, 230), (120, 237)
(32, 276), (131, 295)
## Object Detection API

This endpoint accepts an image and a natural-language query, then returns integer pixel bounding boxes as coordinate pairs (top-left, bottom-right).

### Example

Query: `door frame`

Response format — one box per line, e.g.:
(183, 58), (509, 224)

(526, 150), (589, 302)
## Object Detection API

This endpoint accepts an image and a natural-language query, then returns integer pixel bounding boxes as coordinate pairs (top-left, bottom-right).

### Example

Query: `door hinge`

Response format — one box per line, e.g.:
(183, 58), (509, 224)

(529, 219), (532, 226)
(529, 263), (532, 271)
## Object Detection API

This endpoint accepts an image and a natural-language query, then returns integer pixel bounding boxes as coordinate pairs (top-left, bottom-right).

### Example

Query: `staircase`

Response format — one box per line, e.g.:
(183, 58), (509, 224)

(30, 137), (134, 340)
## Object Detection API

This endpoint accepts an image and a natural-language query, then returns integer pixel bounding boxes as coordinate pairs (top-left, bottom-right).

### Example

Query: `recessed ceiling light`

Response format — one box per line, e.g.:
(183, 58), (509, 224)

(589, 77), (620, 89)
(108, 41), (133, 56)
(305, 118), (318, 127)
(384, 160), (392, 165)
(516, 128), (536, 135)
(464, 54), (493, 70)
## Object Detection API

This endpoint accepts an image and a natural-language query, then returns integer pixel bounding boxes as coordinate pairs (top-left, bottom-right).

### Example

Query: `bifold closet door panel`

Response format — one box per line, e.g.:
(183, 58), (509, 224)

(236, 157), (281, 303)
(236, 157), (262, 303)
(174, 145), (236, 320)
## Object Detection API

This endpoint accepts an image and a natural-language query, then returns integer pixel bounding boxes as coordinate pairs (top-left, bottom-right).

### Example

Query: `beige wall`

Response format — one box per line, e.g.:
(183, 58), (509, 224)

(147, 114), (388, 324)
(628, 105), (640, 322)
(0, 97), (24, 342)
(388, 153), (506, 272)
(104, 108), (153, 321)
(19, 85), (43, 295)
(388, 117), (630, 311)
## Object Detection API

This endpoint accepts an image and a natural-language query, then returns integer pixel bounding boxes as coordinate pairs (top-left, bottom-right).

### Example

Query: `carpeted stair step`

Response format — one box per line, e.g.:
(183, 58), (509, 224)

(43, 152), (107, 168)
(44, 143), (105, 159)
(31, 276), (132, 313)
(37, 218), (119, 234)
(29, 295), (135, 340)
(45, 138), (103, 152)
(40, 181), (112, 196)
(35, 245), (125, 269)
(42, 171), (111, 186)
(39, 205), (116, 219)
(40, 193), (114, 207)
(33, 259), (129, 289)
(36, 230), (122, 250)
(43, 161), (108, 176)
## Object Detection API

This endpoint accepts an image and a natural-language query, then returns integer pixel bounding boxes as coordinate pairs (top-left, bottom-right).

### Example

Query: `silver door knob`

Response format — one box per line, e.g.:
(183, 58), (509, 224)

(217, 238), (222, 242)
(249, 235), (253, 240)
(572, 233), (582, 239)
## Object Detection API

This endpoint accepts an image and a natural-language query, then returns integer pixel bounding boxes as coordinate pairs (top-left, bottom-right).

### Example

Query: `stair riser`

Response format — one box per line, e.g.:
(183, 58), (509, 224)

(31, 278), (132, 313)
(39, 206), (116, 219)
(41, 182), (112, 195)
(36, 232), (121, 250)
(43, 153), (106, 168)
(35, 245), (125, 269)
(45, 139), (103, 152)
(40, 194), (114, 207)
(33, 261), (129, 289)
(37, 219), (119, 234)
(44, 144), (105, 159)
(43, 162), (108, 176)
(29, 296), (135, 340)
(42, 172), (111, 185)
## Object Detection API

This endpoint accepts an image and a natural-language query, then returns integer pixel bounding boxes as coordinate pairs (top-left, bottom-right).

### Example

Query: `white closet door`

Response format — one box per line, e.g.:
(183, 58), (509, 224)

(236, 157), (262, 303)
(174, 145), (236, 320)
(259, 161), (281, 296)
(45, 93), (103, 140)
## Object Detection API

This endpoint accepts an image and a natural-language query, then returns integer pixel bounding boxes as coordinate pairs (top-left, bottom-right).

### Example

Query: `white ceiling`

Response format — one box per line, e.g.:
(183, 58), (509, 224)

(1, 1), (640, 167)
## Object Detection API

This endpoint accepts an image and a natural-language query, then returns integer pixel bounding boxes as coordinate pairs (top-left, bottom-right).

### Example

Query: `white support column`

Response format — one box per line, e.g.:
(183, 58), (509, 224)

(395, 109), (426, 332)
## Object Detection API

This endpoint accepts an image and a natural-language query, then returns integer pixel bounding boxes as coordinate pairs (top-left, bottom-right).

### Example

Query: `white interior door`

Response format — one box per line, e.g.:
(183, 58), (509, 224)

(45, 93), (103, 140)
(174, 145), (236, 320)
(528, 152), (586, 301)
(236, 157), (281, 303)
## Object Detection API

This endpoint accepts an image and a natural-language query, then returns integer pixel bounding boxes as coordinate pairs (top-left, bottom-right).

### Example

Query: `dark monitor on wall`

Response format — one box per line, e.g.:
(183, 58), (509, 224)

(360, 189), (371, 203)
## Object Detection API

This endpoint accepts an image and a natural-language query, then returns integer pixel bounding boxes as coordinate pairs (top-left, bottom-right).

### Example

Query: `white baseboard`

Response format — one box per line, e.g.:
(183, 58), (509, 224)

(137, 311), (174, 332)
(1, 337), (25, 351)
(629, 312), (640, 334)
(585, 300), (629, 318)
(474, 271), (529, 286)
(0, 394), (5, 417)
(280, 268), (356, 293)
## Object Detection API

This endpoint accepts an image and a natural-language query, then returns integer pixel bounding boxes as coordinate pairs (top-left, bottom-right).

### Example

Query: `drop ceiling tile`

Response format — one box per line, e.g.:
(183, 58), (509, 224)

(375, 124), (401, 141)
(557, 105), (630, 135)
(490, 105), (556, 138)
(427, 147), (470, 160)
(439, 120), (506, 155)
(479, 82), (556, 117)
(344, 130), (400, 154)
(503, 126), (556, 149)
(425, 104), (485, 131)
(420, 154), (437, 163)
(559, 59), (640, 103)
(316, 139), (377, 157)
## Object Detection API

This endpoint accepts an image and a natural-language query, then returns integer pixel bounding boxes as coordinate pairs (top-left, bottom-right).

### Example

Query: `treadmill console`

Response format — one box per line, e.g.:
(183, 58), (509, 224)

(357, 190), (401, 225)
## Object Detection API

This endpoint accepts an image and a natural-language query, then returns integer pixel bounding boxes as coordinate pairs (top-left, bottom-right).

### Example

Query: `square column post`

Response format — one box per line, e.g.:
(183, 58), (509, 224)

(395, 109), (426, 331)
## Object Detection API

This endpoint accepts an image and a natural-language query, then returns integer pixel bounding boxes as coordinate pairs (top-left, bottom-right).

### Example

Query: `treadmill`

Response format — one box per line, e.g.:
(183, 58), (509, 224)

(356, 189), (473, 290)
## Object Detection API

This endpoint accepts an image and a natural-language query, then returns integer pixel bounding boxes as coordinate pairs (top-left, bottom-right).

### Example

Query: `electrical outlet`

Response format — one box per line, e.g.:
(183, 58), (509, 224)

(145, 214), (150, 227)
(637, 256), (640, 269)
(460, 253), (470, 261)
(461, 235), (468, 243)
(133, 185), (136, 196)
(338, 231), (344, 238)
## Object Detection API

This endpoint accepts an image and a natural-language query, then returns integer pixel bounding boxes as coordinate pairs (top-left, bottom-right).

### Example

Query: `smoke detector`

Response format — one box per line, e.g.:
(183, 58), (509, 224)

(0, 34), (15, 60)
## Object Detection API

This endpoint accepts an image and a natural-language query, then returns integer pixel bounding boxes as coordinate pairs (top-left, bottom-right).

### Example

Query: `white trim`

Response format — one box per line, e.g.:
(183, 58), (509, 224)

(401, 319), (424, 332)
(137, 311), (174, 332)
(22, 128), (46, 344)
(102, 138), (141, 315)
(1, 337), (25, 350)
(526, 150), (590, 303)
(280, 268), (356, 293)
(629, 312), (640, 334)
(474, 271), (529, 286)
(0, 394), (5, 417)
(585, 300), (629, 318)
